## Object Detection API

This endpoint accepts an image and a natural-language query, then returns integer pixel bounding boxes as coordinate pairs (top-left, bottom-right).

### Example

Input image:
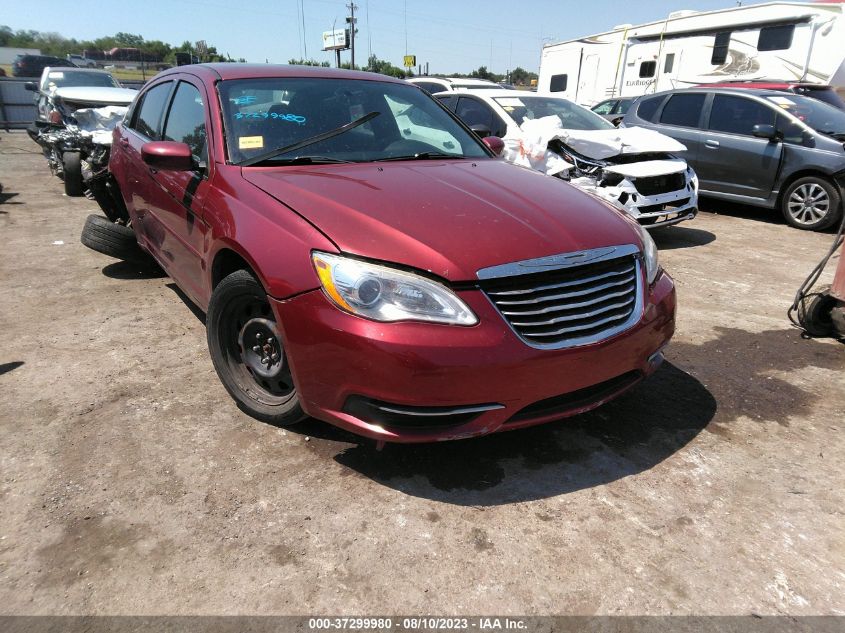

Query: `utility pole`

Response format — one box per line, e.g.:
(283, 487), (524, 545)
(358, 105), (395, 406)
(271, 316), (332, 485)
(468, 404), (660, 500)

(346, 3), (358, 69)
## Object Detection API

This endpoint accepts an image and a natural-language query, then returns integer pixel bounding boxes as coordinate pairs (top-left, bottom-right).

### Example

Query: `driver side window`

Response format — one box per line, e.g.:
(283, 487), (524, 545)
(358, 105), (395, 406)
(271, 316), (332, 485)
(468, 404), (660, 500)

(163, 81), (208, 164)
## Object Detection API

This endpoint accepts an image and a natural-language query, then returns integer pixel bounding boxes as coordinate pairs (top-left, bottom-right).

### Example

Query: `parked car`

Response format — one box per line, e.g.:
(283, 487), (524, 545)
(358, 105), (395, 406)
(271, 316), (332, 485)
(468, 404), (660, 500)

(67, 54), (99, 69)
(12, 54), (76, 77)
(94, 64), (675, 444)
(407, 76), (502, 94)
(25, 68), (136, 196)
(438, 89), (698, 228)
(592, 97), (638, 126)
(699, 81), (845, 112)
(623, 87), (845, 230)
(29, 67), (124, 122)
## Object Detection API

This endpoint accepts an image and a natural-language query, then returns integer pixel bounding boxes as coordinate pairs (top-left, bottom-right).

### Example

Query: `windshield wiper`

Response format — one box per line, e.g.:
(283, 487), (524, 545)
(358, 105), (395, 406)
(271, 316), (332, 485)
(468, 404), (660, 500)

(374, 151), (464, 162)
(238, 111), (380, 167)
(245, 155), (355, 167)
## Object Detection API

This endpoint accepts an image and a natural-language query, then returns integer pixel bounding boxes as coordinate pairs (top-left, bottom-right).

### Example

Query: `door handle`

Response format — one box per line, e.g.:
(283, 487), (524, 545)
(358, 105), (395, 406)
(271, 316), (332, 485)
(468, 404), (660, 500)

(119, 137), (129, 146)
(704, 139), (720, 149)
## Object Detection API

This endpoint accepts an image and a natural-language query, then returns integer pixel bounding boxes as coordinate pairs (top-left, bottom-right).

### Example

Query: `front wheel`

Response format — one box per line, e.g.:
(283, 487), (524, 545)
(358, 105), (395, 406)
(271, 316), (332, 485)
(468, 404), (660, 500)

(206, 270), (305, 425)
(781, 177), (842, 231)
(62, 151), (84, 197)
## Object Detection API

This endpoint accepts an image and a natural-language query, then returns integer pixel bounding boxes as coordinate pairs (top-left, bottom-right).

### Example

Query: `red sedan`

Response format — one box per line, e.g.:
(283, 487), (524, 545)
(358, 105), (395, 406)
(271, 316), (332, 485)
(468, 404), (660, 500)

(107, 64), (675, 443)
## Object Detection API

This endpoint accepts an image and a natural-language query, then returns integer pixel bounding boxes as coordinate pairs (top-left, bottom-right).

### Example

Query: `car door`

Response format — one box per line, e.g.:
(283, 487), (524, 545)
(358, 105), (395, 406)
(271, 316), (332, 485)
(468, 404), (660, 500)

(118, 79), (174, 255)
(454, 96), (508, 138)
(650, 92), (707, 165)
(143, 79), (213, 304)
(695, 93), (782, 198)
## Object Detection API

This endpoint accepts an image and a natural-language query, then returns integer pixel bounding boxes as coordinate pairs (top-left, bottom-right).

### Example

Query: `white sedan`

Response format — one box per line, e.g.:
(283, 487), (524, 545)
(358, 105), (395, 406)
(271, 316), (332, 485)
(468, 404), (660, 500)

(435, 89), (698, 229)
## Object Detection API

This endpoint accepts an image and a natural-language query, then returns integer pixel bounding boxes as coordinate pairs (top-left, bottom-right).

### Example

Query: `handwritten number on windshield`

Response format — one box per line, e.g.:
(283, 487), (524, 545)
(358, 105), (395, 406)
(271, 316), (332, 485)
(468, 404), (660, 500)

(234, 111), (306, 125)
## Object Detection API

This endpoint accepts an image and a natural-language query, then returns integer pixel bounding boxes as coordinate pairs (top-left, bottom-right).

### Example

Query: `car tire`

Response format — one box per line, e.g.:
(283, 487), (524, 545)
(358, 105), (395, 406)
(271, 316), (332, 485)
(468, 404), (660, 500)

(206, 270), (305, 426)
(62, 151), (84, 197)
(781, 176), (842, 231)
(80, 214), (145, 261)
(797, 285), (837, 337)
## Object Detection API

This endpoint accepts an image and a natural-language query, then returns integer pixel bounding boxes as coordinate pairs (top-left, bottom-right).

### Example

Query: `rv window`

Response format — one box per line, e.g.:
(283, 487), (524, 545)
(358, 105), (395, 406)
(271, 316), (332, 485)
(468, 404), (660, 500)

(664, 54), (675, 74)
(639, 61), (656, 79)
(660, 93), (706, 128)
(758, 25), (795, 52)
(711, 32), (731, 65)
(549, 74), (568, 92)
(708, 94), (775, 136)
(635, 96), (663, 122)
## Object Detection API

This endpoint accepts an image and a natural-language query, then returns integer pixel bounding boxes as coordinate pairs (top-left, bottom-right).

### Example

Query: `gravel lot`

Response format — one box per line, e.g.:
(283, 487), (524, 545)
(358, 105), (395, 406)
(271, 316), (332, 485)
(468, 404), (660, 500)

(1, 130), (843, 616)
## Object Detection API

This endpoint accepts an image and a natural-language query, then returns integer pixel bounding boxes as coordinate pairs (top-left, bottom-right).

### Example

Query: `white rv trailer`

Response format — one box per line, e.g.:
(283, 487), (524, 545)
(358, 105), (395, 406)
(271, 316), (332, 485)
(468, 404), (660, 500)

(537, 1), (845, 106)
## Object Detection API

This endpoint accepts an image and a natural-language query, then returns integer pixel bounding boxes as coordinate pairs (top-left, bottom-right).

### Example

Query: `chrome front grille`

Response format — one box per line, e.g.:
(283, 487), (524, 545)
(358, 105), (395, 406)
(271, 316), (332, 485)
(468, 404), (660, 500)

(478, 246), (643, 349)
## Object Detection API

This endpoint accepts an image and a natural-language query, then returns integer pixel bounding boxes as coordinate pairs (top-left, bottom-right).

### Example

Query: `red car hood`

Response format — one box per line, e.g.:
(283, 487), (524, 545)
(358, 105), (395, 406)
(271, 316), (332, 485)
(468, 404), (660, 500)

(243, 159), (641, 281)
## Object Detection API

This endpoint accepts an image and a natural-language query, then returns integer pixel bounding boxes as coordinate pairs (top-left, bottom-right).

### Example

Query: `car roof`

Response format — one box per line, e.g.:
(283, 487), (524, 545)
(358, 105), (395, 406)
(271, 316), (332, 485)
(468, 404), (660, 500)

(435, 88), (556, 99)
(409, 77), (498, 86)
(42, 67), (110, 74)
(644, 87), (793, 99)
(155, 63), (407, 84)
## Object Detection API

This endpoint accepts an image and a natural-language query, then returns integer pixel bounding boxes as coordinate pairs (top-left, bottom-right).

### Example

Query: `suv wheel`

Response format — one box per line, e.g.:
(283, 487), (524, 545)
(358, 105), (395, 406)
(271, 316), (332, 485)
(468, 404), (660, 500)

(781, 176), (842, 231)
(206, 270), (305, 426)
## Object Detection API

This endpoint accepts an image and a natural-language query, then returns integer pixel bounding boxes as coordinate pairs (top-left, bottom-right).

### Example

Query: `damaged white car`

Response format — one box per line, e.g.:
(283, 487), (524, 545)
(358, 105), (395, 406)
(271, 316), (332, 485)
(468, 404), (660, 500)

(436, 90), (698, 228)
(26, 69), (136, 198)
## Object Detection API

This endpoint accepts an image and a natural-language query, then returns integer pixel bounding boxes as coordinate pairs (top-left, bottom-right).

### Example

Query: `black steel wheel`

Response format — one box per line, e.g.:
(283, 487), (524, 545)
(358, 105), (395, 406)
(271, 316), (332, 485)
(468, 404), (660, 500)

(63, 151), (84, 197)
(207, 270), (304, 425)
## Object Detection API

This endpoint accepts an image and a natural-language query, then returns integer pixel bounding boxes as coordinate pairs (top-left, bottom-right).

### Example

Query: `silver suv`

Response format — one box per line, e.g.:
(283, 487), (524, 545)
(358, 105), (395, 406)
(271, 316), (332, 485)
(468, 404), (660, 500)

(622, 87), (845, 231)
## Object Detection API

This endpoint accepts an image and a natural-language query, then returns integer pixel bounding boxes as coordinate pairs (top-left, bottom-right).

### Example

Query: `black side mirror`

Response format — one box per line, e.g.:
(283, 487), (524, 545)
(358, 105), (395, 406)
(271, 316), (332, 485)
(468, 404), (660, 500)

(24, 82), (37, 92)
(469, 123), (492, 138)
(752, 124), (779, 141)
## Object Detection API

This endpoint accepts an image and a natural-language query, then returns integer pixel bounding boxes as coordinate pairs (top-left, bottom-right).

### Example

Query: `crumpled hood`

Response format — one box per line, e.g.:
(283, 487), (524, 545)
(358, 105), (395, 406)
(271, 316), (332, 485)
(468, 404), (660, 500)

(518, 116), (687, 159)
(53, 86), (137, 107)
(243, 159), (642, 282)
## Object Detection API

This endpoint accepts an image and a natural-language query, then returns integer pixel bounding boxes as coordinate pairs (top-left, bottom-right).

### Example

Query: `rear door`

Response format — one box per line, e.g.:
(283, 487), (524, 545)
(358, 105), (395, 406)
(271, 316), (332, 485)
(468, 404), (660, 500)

(143, 78), (213, 303)
(651, 92), (707, 164)
(697, 93), (782, 197)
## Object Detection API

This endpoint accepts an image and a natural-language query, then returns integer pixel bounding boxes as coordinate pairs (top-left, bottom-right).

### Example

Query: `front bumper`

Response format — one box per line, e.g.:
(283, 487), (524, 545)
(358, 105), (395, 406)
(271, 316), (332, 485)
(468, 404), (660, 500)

(271, 271), (676, 443)
(572, 169), (699, 229)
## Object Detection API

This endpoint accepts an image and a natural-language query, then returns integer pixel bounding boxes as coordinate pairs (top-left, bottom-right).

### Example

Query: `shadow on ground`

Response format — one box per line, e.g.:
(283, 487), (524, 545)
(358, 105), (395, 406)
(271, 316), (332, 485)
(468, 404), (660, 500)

(651, 225), (716, 250)
(289, 326), (843, 505)
(0, 361), (24, 376)
(102, 259), (166, 280)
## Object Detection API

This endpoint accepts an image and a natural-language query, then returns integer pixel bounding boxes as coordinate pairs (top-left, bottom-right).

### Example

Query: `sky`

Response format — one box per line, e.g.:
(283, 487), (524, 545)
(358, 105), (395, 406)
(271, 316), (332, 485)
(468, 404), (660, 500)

(3, 0), (767, 74)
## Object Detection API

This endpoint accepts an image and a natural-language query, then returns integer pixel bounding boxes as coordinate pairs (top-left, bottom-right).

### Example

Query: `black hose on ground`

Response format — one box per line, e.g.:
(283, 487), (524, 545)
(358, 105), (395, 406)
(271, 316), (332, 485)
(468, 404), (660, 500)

(787, 179), (845, 334)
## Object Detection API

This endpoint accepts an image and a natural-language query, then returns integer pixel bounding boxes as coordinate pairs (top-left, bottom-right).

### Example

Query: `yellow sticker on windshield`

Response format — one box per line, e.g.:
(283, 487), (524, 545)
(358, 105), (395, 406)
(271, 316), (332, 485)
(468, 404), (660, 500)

(238, 136), (264, 150)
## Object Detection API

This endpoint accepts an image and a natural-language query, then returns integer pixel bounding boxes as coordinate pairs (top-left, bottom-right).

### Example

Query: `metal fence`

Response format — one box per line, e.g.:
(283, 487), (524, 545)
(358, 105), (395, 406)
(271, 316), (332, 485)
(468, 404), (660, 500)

(0, 77), (145, 131)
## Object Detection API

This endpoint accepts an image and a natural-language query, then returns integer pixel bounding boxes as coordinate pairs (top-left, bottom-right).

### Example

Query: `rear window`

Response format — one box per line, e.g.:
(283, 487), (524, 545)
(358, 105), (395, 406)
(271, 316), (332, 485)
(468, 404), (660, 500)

(415, 81), (446, 94)
(758, 25), (794, 52)
(549, 74), (568, 92)
(660, 93), (706, 128)
(132, 82), (173, 139)
(635, 95), (664, 122)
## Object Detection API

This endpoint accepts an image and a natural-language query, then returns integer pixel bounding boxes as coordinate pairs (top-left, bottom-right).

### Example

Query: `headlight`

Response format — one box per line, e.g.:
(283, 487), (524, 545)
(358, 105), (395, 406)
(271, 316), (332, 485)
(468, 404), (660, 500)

(312, 252), (478, 325)
(635, 223), (660, 285)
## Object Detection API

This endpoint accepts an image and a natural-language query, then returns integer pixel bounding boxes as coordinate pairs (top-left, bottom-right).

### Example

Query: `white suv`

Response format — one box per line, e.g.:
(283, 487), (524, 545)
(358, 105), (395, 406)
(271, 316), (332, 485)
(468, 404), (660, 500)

(408, 77), (503, 94)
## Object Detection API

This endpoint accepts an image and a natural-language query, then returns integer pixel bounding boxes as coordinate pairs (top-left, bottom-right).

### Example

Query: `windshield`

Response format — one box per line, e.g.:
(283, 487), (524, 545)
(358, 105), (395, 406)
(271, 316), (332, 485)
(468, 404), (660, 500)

(493, 96), (614, 130)
(43, 70), (119, 90)
(765, 93), (845, 138)
(218, 77), (489, 164)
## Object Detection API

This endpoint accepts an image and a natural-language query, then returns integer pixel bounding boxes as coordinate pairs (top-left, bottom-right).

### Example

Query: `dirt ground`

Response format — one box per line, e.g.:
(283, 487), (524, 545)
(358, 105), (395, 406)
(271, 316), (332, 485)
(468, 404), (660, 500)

(0, 130), (843, 616)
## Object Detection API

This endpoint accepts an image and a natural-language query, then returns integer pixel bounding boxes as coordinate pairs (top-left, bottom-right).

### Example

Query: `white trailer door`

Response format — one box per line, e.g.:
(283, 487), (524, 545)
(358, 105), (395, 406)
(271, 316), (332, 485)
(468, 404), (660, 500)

(577, 54), (601, 106)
